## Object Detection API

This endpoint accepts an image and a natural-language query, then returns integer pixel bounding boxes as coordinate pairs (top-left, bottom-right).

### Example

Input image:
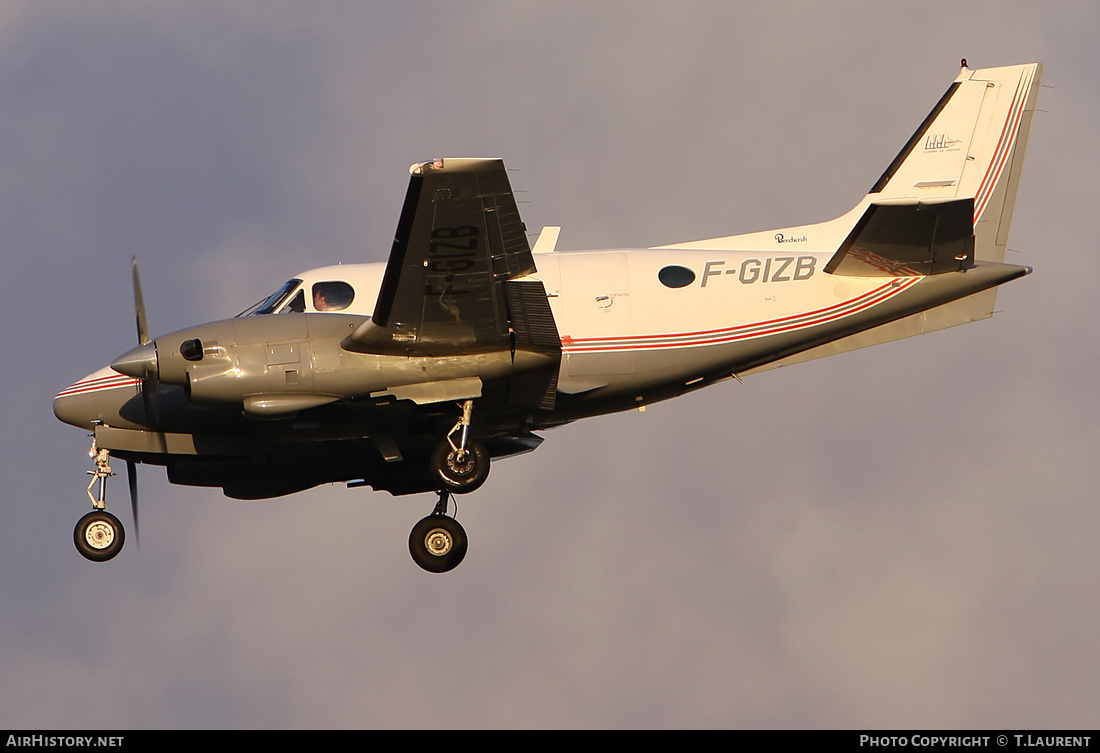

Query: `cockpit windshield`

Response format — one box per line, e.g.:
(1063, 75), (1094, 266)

(236, 279), (303, 317)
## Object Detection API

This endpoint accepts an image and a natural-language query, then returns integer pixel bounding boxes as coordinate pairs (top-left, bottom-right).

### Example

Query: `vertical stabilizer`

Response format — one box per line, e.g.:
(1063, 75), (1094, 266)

(739, 63), (1042, 375)
(870, 62), (1042, 263)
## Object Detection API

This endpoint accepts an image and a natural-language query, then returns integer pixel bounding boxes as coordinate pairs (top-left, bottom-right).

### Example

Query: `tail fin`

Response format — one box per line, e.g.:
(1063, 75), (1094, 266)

(867, 62), (1042, 263)
(655, 63), (1042, 264)
(740, 63), (1043, 375)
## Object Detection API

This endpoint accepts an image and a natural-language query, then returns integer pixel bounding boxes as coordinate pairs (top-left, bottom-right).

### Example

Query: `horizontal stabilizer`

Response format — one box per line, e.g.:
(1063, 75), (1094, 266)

(743, 260), (1031, 376)
(825, 198), (974, 277)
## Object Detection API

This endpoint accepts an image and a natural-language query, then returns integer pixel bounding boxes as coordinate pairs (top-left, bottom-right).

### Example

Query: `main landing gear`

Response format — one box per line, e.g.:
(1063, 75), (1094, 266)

(429, 399), (489, 494)
(74, 441), (126, 562)
(409, 490), (468, 573)
(412, 399), (486, 573)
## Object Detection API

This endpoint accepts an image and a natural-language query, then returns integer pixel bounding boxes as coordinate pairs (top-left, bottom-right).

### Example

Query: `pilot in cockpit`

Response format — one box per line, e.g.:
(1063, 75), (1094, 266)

(311, 281), (354, 312)
(313, 287), (333, 311)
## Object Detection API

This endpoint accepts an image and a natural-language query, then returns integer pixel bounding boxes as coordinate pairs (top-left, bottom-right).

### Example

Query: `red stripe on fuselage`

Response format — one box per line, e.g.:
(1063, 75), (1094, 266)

(562, 278), (919, 353)
(56, 375), (141, 399)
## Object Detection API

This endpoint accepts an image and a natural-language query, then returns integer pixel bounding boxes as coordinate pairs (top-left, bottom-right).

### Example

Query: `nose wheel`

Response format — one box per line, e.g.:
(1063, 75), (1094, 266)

(74, 441), (126, 562)
(409, 491), (468, 573)
(74, 510), (126, 562)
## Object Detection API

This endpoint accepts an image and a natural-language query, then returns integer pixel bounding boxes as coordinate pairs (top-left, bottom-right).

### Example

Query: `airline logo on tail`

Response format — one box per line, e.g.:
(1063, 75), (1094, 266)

(925, 133), (962, 151)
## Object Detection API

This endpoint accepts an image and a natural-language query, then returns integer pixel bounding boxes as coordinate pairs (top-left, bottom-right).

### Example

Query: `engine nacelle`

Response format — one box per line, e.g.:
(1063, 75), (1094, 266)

(156, 315), (328, 407)
(112, 311), (551, 416)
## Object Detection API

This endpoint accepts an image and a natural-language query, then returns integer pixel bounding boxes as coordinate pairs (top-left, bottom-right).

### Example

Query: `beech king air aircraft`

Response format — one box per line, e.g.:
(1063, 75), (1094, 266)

(55, 62), (1042, 572)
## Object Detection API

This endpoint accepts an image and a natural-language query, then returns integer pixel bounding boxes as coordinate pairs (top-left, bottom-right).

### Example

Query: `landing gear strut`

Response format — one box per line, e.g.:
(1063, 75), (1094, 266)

(74, 441), (126, 562)
(409, 490), (468, 573)
(430, 399), (490, 493)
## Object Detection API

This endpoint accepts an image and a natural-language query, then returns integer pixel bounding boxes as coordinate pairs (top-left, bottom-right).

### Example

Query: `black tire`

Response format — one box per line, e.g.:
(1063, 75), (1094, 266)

(430, 439), (490, 494)
(74, 510), (126, 562)
(409, 515), (468, 573)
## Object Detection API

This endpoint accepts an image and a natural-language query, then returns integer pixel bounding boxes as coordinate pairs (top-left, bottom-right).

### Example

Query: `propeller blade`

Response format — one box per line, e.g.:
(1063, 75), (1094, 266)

(129, 256), (160, 430)
(131, 256), (149, 346)
(140, 375), (160, 431)
(126, 460), (140, 549)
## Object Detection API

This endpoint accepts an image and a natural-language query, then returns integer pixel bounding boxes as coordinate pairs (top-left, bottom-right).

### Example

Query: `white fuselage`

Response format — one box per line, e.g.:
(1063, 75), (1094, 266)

(290, 226), (910, 403)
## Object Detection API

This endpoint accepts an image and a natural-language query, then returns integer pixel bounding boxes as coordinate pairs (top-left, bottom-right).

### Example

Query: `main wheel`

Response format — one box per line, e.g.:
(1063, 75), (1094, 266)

(430, 439), (489, 494)
(409, 515), (468, 573)
(74, 510), (126, 562)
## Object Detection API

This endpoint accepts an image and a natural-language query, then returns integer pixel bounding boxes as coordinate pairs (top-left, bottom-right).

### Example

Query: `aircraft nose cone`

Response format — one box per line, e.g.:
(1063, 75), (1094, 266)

(53, 389), (96, 430)
(111, 342), (158, 379)
(54, 367), (141, 430)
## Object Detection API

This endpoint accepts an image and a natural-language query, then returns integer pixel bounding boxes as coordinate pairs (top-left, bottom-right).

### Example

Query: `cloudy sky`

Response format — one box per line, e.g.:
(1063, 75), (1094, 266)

(2, 1), (1097, 729)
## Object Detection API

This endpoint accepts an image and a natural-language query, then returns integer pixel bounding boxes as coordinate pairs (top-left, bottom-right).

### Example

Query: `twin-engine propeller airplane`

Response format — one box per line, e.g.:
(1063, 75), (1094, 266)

(55, 62), (1042, 572)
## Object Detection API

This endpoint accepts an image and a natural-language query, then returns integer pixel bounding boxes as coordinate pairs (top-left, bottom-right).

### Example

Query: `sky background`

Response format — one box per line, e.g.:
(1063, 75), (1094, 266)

(1, 0), (1097, 729)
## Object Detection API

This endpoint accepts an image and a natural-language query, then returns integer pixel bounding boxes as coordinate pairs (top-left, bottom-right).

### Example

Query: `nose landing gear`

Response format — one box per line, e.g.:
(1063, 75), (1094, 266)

(409, 490), (468, 573)
(74, 441), (126, 562)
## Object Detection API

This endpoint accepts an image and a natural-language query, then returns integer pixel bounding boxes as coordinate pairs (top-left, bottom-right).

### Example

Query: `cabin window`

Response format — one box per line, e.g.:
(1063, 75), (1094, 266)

(312, 281), (355, 311)
(658, 265), (695, 288)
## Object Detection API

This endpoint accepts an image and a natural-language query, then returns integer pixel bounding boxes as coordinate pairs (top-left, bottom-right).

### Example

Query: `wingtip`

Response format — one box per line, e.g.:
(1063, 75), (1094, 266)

(409, 157), (504, 175)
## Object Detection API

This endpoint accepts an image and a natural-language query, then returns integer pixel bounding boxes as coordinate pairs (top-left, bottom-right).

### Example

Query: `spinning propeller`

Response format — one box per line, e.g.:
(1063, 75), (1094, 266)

(127, 255), (153, 547)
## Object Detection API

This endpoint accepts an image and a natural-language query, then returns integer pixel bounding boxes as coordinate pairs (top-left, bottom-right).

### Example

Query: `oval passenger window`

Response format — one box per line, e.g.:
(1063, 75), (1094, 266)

(658, 265), (696, 288)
